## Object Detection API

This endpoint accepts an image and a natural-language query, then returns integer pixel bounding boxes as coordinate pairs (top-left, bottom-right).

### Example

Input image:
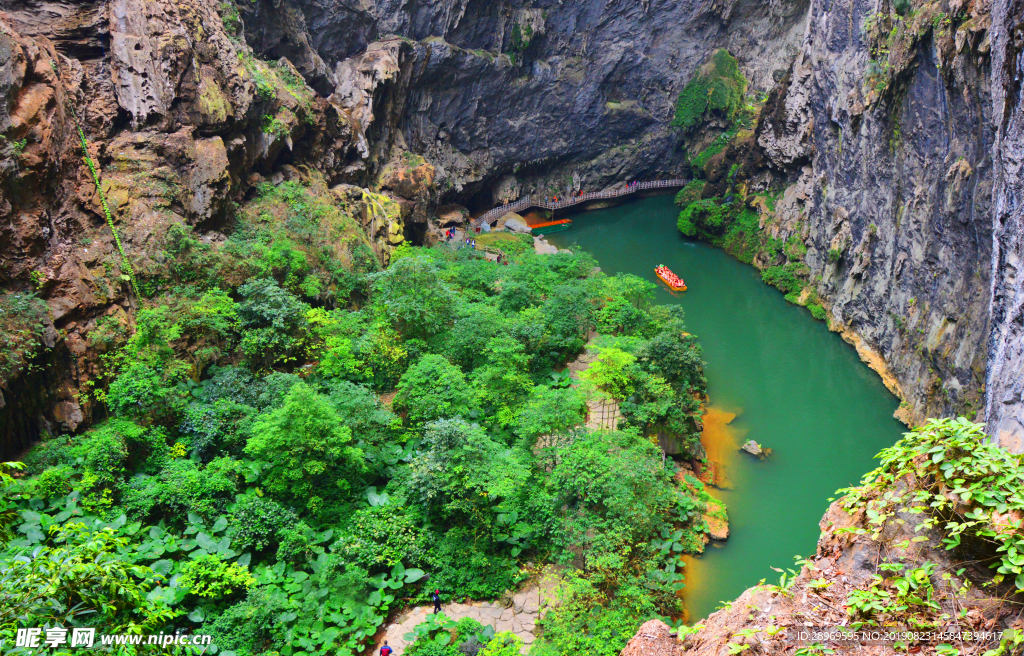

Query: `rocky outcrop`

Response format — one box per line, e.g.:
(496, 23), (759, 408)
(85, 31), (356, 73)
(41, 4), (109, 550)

(658, 489), (1017, 656)
(984, 0), (1024, 451)
(619, 619), (684, 656)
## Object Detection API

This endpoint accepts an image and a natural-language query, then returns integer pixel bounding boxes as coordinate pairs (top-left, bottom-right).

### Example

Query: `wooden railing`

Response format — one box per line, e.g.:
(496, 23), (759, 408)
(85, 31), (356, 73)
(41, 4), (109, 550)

(471, 179), (687, 228)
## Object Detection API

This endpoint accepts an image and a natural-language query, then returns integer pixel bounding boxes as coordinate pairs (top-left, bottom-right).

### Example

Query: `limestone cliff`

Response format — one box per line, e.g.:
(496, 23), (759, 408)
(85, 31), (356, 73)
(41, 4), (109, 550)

(248, 0), (810, 203)
(754, 0), (994, 424)
(984, 0), (1024, 450)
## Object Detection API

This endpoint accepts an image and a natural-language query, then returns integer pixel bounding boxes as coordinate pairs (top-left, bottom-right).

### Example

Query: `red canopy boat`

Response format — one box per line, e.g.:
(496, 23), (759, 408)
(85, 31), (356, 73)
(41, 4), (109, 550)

(655, 264), (687, 291)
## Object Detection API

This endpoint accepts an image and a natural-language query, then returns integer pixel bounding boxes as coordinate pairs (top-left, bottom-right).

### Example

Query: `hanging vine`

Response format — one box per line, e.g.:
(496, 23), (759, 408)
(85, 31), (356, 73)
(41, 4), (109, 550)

(48, 59), (140, 300)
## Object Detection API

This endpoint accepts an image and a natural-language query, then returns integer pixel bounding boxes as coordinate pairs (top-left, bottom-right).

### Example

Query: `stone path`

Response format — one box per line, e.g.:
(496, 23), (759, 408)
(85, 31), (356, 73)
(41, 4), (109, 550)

(566, 333), (622, 431)
(379, 569), (561, 654)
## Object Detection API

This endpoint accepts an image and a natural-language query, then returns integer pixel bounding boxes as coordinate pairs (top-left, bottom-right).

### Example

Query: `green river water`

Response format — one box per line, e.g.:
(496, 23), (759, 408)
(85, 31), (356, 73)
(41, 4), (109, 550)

(546, 194), (906, 621)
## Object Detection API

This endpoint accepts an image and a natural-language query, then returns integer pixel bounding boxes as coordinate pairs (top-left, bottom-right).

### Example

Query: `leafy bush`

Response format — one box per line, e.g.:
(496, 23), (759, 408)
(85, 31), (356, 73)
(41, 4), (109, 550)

(179, 553), (256, 599)
(761, 262), (808, 295)
(245, 381), (365, 512)
(424, 527), (524, 600)
(237, 278), (311, 367)
(395, 354), (474, 424)
(371, 256), (456, 338)
(333, 502), (427, 569)
(120, 457), (242, 521)
(674, 179), (705, 206)
(73, 419), (169, 485)
(478, 631), (523, 656)
(677, 198), (730, 239)
(206, 587), (284, 656)
(514, 385), (587, 444)
(0, 524), (174, 637)
(534, 573), (657, 656)
(546, 430), (679, 564)
(838, 418), (1024, 592)
(0, 292), (49, 382)
(22, 435), (76, 475)
(228, 496), (299, 551)
(721, 208), (763, 263)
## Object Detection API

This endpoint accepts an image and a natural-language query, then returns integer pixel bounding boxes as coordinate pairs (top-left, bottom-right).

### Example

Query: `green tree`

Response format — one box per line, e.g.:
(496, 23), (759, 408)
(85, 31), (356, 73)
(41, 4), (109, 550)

(602, 273), (656, 309)
(106, 306), (192, 423)
(0, 461), (25, 545)
(411, 418), (528, 518)
(371, 256), (456, 338)
(579, 347), (636, 400)
(533, 572), (657, 656)
(514, 386), (587, 444)
(236, 277), (311, 367)
(479, 631), (525, 656)
(245, 382), (365, 512)
(640, 331), (706, 392)
(395, 354), (473, 424)
(547, 430), (676, 564)
(541, 283), (597, 353)
(472, 335), (534, 425)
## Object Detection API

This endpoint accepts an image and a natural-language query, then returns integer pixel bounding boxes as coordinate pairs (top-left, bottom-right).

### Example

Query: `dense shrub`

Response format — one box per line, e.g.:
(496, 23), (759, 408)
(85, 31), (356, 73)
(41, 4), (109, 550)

(228, 496), (299, 551)
(245, 381), (365, 512)
(395, 354), (474, 424)
(761, 262), (808, 295)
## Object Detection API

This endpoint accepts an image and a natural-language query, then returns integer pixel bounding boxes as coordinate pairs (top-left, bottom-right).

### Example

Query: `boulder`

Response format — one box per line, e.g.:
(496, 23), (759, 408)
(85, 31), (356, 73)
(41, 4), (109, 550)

(502, 214), (532, 233)
(741, 440), (763, 457)
(704, 499), (729, 540)
(534, 236), (558, 255)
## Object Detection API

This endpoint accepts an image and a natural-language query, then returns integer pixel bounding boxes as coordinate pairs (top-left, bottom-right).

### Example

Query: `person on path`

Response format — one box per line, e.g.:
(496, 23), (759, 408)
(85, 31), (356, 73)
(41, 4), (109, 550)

(432, 589), (442, 614)
(380, 641), (393, 656)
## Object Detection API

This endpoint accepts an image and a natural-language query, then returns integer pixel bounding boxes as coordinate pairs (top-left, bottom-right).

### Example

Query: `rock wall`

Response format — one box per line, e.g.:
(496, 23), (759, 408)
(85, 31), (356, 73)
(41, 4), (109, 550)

(268, 0), (811, 203)
(757, 0), (995, 423)
(985, 0), (1024, 451)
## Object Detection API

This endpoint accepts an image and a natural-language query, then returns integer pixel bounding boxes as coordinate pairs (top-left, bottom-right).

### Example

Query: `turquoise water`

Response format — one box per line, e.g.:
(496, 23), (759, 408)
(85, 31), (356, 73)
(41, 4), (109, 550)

(547, 194), (905, 620)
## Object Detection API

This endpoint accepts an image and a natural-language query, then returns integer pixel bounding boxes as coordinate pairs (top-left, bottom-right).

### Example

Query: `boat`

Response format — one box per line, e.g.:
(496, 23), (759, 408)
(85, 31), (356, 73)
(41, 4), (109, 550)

(655, 264), (687, 291)
(530, 219), (572, 235)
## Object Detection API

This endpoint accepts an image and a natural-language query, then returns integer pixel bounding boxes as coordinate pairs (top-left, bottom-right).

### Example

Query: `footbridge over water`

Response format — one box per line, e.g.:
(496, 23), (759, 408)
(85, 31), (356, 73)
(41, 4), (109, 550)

(471, 179), (687, 229)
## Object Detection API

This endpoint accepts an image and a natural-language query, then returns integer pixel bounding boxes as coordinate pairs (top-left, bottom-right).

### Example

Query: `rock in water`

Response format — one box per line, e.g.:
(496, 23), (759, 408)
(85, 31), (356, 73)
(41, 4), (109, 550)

(741, 440), (764, 457)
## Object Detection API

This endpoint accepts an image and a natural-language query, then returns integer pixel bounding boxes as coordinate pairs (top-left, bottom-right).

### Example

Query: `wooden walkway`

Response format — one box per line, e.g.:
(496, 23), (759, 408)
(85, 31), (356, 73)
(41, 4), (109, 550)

(472, 179), (686, 229)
